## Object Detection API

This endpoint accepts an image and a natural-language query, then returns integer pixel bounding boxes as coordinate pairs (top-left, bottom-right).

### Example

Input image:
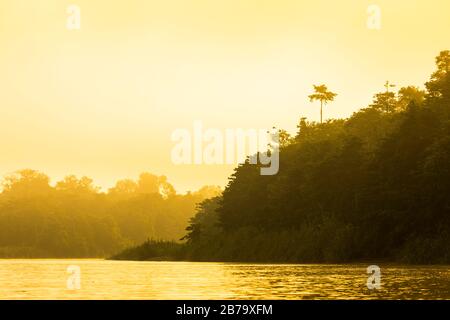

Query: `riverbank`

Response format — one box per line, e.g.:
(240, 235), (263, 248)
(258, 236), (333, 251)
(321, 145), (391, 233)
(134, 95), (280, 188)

(107, 239), (450, 265)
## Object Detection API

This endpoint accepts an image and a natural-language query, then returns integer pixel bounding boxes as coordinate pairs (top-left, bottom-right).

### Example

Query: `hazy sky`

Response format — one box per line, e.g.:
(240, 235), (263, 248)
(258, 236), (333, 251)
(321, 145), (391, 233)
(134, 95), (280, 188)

(0, 0), (449, 192)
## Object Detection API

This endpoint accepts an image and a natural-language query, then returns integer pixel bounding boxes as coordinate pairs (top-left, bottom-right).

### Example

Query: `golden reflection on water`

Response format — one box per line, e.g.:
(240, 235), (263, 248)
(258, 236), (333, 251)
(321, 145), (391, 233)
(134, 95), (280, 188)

(0, 260), (449, 300)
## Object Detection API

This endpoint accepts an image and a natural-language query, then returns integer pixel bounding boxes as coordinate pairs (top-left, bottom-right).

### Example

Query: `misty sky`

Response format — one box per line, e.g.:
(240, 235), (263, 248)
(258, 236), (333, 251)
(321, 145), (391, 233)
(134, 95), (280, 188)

(0, 0), (449, 192)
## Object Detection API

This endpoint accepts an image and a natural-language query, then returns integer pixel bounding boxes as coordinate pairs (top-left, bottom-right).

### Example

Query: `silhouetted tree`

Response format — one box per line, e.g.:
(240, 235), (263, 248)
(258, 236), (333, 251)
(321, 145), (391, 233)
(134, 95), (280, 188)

(308, 84), (337, 123)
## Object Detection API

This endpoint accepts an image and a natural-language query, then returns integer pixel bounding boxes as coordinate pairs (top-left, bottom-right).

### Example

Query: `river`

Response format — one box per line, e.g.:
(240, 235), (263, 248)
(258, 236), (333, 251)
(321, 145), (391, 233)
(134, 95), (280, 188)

(0, 259), (449, 299)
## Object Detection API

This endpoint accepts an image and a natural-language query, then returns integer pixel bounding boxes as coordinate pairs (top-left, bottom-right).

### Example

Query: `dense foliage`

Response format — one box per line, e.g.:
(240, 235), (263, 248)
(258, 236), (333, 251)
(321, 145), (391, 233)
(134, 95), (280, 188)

(116, 51), (450, 264)
(0, 171), (220, 257)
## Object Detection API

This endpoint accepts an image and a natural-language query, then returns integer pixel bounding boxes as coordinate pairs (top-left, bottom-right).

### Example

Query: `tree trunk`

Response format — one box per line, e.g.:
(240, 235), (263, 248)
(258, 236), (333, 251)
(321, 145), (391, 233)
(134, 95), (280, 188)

(320, 100), (323, 124)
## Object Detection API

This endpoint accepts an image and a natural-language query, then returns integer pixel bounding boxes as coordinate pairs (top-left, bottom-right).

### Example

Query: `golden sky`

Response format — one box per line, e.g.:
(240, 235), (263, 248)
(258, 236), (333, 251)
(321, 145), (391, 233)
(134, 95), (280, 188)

(0, 0), (449, 192)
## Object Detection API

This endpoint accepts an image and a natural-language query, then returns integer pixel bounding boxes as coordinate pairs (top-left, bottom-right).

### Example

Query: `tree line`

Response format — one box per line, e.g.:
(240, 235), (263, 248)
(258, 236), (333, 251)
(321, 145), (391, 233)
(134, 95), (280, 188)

(113, 51), (450, 264)
(0, 171), (220, 257)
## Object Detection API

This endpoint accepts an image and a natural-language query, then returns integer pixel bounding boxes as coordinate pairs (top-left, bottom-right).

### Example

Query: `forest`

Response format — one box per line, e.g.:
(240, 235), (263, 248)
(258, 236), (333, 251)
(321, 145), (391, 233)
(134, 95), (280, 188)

(0, 171), (220, 257)
(112, 51), (450, 264)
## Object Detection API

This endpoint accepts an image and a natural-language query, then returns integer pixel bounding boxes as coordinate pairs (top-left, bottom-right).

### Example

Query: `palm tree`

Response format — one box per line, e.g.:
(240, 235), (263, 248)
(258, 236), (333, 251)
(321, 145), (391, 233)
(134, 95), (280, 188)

(308, 84), (337, 124)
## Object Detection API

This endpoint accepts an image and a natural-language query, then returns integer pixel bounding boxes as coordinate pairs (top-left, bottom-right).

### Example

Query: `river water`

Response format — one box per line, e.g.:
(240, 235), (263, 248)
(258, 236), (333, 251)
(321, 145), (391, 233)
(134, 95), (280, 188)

(0, 259), (449, 299)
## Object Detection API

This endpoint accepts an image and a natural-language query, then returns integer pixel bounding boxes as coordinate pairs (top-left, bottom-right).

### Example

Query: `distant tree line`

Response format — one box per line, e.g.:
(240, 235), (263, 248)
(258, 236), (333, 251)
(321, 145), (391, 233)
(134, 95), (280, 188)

(113, 51), (450, 264)
(0, 171), (220, 257)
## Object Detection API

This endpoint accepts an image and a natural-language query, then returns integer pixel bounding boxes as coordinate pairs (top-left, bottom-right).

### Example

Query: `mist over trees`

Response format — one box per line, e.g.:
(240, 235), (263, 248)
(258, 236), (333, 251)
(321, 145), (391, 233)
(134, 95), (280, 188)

(4, 51), (450, 263)
(118, 51), (450, 264)
(0, 171), (221, 257)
